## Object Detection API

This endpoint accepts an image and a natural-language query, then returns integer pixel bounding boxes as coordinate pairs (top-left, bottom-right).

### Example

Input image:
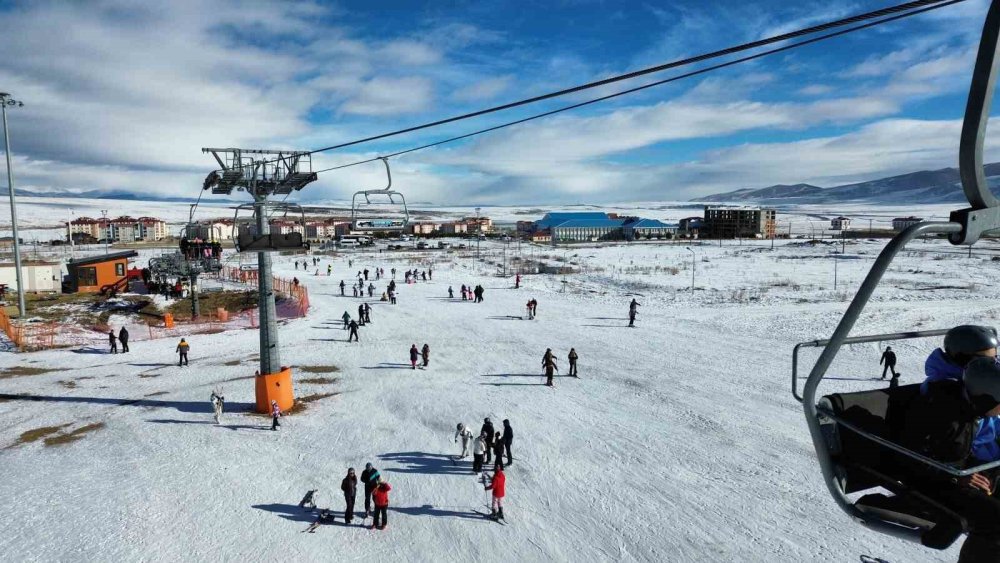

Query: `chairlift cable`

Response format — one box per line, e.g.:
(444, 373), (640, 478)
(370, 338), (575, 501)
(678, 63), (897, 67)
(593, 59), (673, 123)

(311, 0), (965, 176)
(243, 0), (963, 174)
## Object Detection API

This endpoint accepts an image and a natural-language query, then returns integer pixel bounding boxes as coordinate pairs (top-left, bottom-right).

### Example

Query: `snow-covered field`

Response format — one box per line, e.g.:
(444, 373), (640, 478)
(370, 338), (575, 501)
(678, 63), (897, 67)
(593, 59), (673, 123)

(1, 206), (998, 561)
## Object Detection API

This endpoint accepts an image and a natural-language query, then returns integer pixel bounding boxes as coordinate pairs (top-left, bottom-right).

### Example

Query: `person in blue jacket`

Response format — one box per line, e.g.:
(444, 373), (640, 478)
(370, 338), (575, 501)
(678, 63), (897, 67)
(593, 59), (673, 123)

(921, 325), (999, 394)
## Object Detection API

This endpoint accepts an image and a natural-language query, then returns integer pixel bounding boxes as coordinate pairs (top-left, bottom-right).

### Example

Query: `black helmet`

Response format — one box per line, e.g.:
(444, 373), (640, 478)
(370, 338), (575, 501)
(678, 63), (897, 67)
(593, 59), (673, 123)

(945, 325), (998, 364)
(964, 356), (1000, 414)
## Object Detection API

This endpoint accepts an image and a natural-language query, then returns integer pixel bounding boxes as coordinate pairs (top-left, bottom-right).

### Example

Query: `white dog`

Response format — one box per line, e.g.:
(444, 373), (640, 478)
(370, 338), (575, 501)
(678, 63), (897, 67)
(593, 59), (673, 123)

(210, 391), (224, 424)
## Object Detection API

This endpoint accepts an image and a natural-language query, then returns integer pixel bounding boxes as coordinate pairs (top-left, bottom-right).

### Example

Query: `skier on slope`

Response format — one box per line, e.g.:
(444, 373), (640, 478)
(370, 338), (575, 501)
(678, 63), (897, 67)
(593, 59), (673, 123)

(409, 344), (419, 369)
(360, 463), (380, 517)
(879, 346), (898, 380)
(372, 478), (391, 530)
(342, 311), (351, 329)
(341, 467), (357, 525)
(448, 286), (454, 299)
(542, 348), (558, 387)
(176, 338), (190, 366)
(421, 343), (430, 367)
(568, 348), (579, 377)
(628, 299), (641, 327)
(364, 303), (372, 324)
(492, 431), (504, 464)
(502, 419), (514, 466)
(481, 417), (495, 464)
(515, 274), (520, 289)
(455, 423), (473, 458)
(484, 462), (507, 521)
(270, 400), (282, 431)
(348, 320), (359, 342)
(210, 391), (225, 424)
(358, 304), (366, 326)
(340, 280), (345, 295)
(473, 432), (487, 473)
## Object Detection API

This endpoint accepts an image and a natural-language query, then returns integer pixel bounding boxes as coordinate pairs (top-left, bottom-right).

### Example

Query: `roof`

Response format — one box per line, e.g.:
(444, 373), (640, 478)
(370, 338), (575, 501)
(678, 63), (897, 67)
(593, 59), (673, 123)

(893, 216), (923, 221)
(536, 212), (612, 229)
(627, 219), (678, 229)
(67, 250), (139, 268)
(551, 218), (626, 229)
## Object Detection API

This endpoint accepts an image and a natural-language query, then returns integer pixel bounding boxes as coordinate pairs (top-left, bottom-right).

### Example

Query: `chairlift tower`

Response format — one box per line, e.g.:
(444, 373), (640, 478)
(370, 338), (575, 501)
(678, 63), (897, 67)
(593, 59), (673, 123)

(202, 147), (316, 412)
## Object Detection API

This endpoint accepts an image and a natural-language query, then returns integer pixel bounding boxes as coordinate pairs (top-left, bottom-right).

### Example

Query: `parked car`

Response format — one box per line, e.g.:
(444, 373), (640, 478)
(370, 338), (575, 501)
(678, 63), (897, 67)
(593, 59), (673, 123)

(416, 241), (429, 249)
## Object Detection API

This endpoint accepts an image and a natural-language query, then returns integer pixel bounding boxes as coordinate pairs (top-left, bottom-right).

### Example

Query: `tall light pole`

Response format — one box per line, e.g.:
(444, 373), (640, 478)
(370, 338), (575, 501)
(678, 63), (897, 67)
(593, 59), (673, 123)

(101, 209), (109, 254)
(685, 246), (695, 292)
(1, 93), (26, 317)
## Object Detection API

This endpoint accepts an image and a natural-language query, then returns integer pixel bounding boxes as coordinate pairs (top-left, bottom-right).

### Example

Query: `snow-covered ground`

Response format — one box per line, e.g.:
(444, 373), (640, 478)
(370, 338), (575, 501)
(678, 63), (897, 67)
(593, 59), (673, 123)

(1, 225), (997, 561)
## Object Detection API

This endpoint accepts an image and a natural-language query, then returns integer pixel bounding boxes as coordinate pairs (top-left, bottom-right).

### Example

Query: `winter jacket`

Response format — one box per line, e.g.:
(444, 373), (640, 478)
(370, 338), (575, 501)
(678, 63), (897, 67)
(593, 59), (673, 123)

(341, 475), (357, 497)
(349, 321), (359, 331)
(568, 350), (578, 362)
(271, 404), (281, 417)
(486, 471), (506, 498)
(474, 436), (487, 455)
(481, 421), (495, 443)
(421, 345), (429, 359)
(921, 348), (965, 394)
(119, 328), (129, 342)
(360, 468), (379, 492)
(455, 426), (473, 443)
(342, 312), (351, 322)
(492, 439), (504, 461)
(176, 341), (189, 353)
(880, 350), (896, 366)
(372, 483), (391, 507)
(502, 422), (513, 445)
(410, 347), (419, 361)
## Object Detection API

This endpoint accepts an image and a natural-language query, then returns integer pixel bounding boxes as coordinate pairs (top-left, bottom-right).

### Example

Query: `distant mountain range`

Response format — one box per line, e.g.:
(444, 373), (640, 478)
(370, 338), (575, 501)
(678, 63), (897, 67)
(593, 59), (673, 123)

(0, 187), (236, 204)
(692, 163), (1000, 205)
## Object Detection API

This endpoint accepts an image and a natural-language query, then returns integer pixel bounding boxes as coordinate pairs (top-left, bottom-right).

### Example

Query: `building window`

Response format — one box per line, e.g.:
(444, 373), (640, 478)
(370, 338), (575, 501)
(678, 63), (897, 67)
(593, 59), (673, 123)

(115, 263), (125, 277)
(78, 267), (98, 287)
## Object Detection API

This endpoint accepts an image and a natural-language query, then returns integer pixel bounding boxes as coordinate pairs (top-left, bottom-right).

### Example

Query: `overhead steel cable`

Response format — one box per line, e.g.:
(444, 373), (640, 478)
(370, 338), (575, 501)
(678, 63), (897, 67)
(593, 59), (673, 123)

(309, 0), (965, 176)
(244, 0), (962, 177)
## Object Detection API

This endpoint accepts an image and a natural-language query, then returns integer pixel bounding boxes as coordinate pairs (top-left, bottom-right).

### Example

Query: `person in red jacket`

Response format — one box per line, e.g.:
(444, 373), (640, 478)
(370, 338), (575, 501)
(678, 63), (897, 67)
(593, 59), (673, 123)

(484, 462), (506, 521)
(372, 479), (392, 530)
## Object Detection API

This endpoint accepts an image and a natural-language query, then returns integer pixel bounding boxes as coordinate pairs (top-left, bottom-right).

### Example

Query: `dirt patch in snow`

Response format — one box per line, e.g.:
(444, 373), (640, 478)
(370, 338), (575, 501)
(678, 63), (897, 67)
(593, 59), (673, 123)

(223, 360), (243, 366)
(58, 380), (77, 389)
(0, 366), (61, 379)
(298, 365), (340, 374)
(300, 377), (339, 385)
(43, 423), (106, 447)
(14, 424), (70, 447)
(144, 391), (168, 397)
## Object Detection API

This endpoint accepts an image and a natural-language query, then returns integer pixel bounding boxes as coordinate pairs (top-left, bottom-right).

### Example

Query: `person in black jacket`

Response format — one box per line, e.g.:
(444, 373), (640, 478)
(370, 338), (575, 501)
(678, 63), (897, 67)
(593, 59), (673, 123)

(492, 431), (504, 465)
(502, 419), (514, 465)
(900, 357), (1000, 562)
(341, 468), (358, 524)
(481, 418), (495, 464)
(880, 346), (897, 380)
(108, 330), (117, 354)
(360, 463), (379, 518)
(118, 327), (129, 353)
(348, 320), (359, 342)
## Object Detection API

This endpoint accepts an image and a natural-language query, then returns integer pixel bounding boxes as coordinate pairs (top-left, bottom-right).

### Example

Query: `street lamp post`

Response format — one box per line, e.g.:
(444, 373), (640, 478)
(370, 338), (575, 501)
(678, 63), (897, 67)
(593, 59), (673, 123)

(685, 246), (695, 292)
(1, 93), (26, 317)
(101, 209), (109, 254)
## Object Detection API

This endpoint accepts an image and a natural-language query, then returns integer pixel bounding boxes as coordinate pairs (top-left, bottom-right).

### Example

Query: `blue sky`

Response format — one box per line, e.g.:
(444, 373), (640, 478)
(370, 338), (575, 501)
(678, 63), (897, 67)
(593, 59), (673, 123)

(0, 0), (994, 204)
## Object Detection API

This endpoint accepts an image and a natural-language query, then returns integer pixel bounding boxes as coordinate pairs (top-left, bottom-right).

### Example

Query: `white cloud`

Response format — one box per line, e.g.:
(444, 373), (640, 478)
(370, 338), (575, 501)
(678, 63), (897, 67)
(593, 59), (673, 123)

(338, 76), (435, 116)
(451, 76), (513, 102)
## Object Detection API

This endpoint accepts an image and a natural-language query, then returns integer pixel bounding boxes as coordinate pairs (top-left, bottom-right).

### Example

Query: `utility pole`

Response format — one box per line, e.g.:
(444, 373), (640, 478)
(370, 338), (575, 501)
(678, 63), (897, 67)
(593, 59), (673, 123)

(868, 218), (873, 234)
(1, 93), (25, 317)
(101, 209), (109, 254)
(833, 253), (838, 290)
(686, 246), (695, 292)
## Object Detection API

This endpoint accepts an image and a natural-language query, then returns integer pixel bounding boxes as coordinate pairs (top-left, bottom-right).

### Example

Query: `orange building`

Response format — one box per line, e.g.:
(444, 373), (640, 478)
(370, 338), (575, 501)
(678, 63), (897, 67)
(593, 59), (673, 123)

(65, 250), (139, 293)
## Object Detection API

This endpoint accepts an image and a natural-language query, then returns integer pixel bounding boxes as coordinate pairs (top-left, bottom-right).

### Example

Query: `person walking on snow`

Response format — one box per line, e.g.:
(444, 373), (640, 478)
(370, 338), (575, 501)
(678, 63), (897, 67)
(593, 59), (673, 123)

(341, 467), (358, 525)
(410, 344), (419, 369)
(502, 419), (514, 465)
(628, 299), (641, 327)
(364, 303), (372, 324)
(358, 304), (366, 326)
(108, 330), (118, 354)
(455, 423), (473, 458)
(473, 432), (487, 473)
(270, 400), (281, 431)
(210, 391), (224, 424)
(327, 265), (332, 276)
(515, 274), (521, 289)
(421, 343), (430, 367)
(353, 285), (358, 297)
(568, 348), (579, 377)
(481, 417), (495, 463)
(530, 299), (538, 318)
(340, 280), (345, 295)
(118, 326), (129, 353)
(360, 463), (380, 517)
(342, 311), (351, 329)
(484, 462), (506, 521)
(372, 479), (391, 530)
(492, 432), (504, 465)
(542, 348), (558, 387)
(348, 320), (359, 342)
(176, 338), (190, 366)
(880, 346), (898, 380)
(448, 286), (454, 299)
(526, 300), (533, 320)
(368, 283), (375, 298)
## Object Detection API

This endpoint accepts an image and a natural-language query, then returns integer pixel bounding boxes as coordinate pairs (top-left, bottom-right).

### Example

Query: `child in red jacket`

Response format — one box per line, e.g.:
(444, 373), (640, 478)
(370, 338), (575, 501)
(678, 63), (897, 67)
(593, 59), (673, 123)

(485, 462), (506, 520)
(372, 479), (392, 530)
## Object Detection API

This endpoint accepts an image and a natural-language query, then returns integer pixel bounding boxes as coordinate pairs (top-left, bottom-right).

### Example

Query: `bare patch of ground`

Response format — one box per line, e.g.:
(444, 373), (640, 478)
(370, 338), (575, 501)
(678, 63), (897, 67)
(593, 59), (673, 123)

(300, 377), (338, 385)
(44, 423), (105, 447)
(144, 391), (168, 397)
(0, 366), (60, 379)
(297, 365), (340, 374)
(15, 424), (70, 446)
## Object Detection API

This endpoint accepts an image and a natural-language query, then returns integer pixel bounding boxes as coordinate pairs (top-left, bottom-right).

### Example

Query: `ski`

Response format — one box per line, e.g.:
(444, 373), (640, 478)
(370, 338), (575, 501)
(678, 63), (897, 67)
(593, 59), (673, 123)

(473, 509), (506, 524)
(303, 510), (333, 533)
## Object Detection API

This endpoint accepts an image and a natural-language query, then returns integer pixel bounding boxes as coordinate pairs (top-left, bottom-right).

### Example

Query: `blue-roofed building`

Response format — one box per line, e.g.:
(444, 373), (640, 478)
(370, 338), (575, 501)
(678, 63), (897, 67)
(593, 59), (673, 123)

(535, 212), (611, 231)
(550, 216), (626, 243)
(623, 218), (678, 240)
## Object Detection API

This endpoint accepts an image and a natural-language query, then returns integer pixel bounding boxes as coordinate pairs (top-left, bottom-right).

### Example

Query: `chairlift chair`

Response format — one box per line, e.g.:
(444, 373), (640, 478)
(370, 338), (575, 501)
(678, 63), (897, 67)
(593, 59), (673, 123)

(351, 157), (409, 231)
(232, 202), (310, 253)
(797, 0), (1000, 551)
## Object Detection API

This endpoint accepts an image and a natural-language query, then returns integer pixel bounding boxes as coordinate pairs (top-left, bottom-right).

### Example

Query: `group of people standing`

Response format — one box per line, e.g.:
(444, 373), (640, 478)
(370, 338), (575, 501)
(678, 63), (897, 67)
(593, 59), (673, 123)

(541, 347), (579, 386)
(455, 284), (484, 302)
(456, 419), (512, 520)
(409, 343), (430, 369)
(107, 327), (130, 354)
(328, 463), (392, 529)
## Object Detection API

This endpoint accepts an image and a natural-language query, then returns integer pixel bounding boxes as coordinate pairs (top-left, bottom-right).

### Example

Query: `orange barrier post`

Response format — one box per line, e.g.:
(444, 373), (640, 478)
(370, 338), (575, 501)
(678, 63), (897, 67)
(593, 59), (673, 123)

(216, 308), (229, 322)
(255, 366), (295, 414)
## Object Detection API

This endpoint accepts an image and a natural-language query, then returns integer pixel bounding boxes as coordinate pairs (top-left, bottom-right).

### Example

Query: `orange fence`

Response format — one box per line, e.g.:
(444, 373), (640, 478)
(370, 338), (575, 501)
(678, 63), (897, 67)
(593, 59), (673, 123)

(0, 309), (74, 351)
(219, 266), (310, 317)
